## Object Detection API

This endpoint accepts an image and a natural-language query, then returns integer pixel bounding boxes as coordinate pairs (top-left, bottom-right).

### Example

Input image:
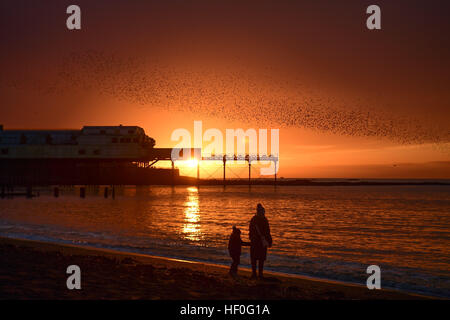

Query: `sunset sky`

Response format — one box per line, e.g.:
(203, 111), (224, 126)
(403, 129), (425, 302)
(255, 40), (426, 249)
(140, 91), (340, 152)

(1, 0), (449, 178)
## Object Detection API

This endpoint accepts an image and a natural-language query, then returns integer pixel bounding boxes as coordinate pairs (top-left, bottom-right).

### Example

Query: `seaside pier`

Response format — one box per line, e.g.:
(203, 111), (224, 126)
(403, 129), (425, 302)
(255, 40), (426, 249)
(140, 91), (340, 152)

(0, 125), (189, 187)
(0, 125), (279, 189)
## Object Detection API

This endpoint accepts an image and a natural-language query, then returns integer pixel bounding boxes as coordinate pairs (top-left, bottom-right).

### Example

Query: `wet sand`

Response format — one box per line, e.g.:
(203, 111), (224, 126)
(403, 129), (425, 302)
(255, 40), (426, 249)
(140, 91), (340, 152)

(0, 237), (429, 300)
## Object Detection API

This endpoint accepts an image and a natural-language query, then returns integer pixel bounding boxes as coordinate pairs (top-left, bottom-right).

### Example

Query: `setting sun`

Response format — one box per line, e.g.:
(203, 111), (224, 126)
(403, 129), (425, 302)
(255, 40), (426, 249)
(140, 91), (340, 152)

(184, 159), (199, 168)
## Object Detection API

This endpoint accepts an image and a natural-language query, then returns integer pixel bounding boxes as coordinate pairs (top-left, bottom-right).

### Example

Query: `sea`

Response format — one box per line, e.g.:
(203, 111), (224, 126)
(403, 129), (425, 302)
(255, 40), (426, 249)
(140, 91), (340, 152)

(0, 183), (449, 298)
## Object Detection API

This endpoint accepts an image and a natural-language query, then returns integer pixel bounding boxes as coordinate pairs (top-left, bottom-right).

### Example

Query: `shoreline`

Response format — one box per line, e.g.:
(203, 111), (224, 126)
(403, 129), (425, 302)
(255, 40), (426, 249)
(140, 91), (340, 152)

(0, 236), (433, 300)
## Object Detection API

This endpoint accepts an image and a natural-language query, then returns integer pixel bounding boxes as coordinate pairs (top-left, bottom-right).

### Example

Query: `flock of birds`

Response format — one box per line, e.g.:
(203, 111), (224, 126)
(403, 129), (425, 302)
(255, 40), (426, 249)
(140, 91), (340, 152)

(2, 50), (449, 151)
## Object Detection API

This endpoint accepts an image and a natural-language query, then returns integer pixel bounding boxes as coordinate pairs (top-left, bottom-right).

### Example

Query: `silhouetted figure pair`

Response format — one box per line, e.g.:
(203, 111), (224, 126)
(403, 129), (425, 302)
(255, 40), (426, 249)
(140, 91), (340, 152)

(228, 226), (250, 275)
(227, 203), (272, 278)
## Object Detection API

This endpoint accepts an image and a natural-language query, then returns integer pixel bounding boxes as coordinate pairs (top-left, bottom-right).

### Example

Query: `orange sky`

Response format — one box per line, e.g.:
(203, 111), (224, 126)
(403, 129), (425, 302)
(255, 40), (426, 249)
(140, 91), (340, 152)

(0, 0), (449, 178)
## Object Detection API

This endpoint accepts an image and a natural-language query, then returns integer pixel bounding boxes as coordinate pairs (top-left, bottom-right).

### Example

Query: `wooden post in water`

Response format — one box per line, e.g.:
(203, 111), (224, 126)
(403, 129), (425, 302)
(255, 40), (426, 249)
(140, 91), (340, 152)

(80, 187), (85, 198)
(104, 187), (108, 198)
(112, 186), (115, 199)
(26, 186), (32, 198)
(54, 187), (59, 197)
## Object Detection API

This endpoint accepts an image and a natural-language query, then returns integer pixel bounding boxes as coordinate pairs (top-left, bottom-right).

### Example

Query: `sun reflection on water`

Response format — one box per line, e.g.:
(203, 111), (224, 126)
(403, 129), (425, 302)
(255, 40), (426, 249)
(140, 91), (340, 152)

(182, 186), (203, 241)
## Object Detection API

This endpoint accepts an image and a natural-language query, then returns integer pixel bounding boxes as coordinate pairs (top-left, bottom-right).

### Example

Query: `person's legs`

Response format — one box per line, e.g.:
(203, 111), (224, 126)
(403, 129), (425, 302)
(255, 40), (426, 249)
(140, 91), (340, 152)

(258, 259), (265, 278)
(251, 257), (257, 278)
(230, 260), (237, 274)
(234, 256), (240, 274)
(250, 245), (258, 277)
(230, 256), (239, 274)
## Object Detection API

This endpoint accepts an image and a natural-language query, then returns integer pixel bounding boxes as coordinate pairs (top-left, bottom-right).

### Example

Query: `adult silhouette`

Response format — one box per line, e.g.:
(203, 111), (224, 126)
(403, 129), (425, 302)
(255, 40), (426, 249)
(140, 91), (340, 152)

(249, 203), (272, 279)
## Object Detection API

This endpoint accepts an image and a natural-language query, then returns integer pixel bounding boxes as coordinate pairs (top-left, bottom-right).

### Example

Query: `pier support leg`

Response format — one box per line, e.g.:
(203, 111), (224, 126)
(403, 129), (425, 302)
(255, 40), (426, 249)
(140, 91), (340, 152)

(112, 186), (115, 199)
(248, 161), (251, 185)
(54, 187), (59, 198)
(80, 187), (85, 198)
(104, 187), (108, 198)
(223, 157), (226, 186)
(197, 161), (200, 185)
(171, 160), (175, 186)
(274, 160), (277, 186)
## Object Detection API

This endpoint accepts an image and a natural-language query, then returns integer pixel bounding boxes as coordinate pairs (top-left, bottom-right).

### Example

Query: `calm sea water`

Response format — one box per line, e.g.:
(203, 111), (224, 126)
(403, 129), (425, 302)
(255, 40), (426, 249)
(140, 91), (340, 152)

(1, 185), (449, 297)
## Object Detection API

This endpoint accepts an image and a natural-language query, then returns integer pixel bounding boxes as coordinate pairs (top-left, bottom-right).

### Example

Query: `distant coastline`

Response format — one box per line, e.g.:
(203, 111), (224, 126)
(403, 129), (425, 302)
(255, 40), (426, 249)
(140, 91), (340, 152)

(2, 177), (449, 191)
(176, 177), (450, 186)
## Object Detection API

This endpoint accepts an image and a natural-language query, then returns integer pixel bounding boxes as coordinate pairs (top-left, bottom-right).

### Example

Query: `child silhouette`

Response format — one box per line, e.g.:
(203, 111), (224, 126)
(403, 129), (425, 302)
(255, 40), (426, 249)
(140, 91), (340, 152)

(228, 226), (250, 276)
